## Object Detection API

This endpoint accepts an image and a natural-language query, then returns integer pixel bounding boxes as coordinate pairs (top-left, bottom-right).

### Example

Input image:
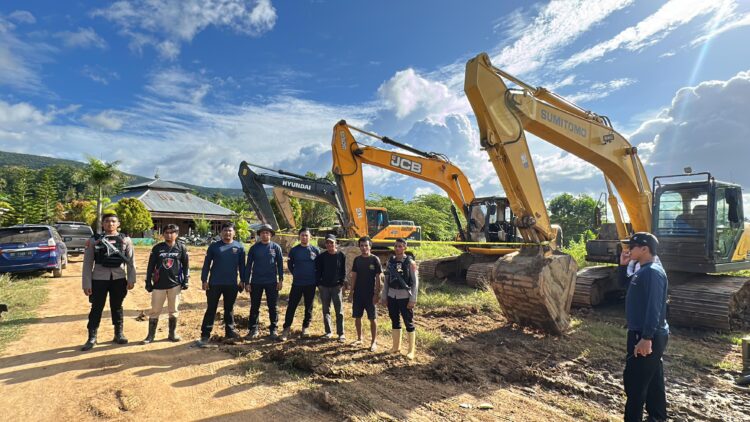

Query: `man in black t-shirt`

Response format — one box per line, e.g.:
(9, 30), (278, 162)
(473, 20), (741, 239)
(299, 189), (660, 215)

(349, 236), (382, 351)
(143, 224), (189, 344)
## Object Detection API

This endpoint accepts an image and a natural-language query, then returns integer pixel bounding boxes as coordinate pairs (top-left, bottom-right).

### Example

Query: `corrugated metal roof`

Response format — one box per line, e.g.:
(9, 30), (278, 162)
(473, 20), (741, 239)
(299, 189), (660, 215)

(124, 179), (190, 191)
(111, 189), (235, 216)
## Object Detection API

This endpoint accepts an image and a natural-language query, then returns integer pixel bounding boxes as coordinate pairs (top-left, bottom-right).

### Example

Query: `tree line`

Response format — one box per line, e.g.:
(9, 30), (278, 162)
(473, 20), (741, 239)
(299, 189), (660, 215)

(0, 161), (601, 244)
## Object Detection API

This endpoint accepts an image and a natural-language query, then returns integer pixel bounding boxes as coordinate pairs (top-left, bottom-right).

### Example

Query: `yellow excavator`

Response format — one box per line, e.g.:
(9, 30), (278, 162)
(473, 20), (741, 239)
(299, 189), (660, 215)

(330, 120), (532, 287)
(465, 52), (750, 332)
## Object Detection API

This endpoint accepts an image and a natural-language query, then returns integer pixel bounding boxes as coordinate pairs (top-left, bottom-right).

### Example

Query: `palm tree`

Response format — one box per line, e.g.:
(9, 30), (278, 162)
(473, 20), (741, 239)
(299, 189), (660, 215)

(84, 157), (122, 232)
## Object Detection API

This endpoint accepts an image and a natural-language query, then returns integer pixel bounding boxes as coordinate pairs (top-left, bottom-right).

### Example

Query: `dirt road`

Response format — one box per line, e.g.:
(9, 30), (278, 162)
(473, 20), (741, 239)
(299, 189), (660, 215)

(0, 248), (747, 421)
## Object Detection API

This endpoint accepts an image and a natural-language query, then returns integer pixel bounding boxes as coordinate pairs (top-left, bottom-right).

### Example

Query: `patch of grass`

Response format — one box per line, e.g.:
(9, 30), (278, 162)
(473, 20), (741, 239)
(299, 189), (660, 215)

(718, 333), (747, 346)
(416, 329), (448, 351)
(560, 233), (598, 269)
(418, 281), (500, 313)
(410, 243), (462, 261)
(0, 273), (49, 352)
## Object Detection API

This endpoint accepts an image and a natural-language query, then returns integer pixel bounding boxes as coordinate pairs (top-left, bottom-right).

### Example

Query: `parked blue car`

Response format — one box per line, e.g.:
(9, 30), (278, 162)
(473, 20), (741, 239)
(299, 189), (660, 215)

(0, 225), (68, 277)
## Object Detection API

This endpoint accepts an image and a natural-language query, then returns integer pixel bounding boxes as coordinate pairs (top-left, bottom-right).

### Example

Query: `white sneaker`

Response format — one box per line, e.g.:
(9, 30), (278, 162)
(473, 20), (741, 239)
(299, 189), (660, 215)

(337, 335), (346, 343)
(301, 327), (310, 338)
(369, 342), (377, 352)
(353, 338), (363, 346)
(323, 332), (333, 339)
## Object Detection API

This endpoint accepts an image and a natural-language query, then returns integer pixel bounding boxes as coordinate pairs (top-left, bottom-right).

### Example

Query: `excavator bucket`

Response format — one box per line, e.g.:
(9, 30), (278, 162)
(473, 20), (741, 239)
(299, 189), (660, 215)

(490, 248), (578, 334)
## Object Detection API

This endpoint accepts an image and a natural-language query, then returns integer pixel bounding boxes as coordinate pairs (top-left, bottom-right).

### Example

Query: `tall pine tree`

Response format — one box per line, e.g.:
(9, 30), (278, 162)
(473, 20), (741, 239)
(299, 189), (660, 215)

(35, 169), (59, 224)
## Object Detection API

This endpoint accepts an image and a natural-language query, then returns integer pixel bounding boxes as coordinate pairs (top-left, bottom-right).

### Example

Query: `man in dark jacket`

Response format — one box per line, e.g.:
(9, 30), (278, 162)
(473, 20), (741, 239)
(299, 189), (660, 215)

(198, 222), (245, 347)
(280, 228), (320, 341)
(619, 232), (669, 422)
(315, 234), (346, 341)
(244, 224), (284, 339)
(81, 213), (137, 351)
(142, 224), (189, 344)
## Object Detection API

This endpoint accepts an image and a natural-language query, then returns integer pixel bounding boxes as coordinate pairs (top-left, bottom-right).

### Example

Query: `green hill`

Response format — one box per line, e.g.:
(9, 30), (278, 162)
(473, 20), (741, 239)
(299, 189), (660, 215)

(0, 150), (243, 197)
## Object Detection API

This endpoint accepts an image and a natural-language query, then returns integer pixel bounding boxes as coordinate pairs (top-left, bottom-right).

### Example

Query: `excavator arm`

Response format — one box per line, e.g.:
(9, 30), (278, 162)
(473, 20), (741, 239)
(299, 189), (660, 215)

(272, 186), (339, 229)
(238, 161), (345, 231)
(465, 53), (652, 243)
(331, 120), (482, 240)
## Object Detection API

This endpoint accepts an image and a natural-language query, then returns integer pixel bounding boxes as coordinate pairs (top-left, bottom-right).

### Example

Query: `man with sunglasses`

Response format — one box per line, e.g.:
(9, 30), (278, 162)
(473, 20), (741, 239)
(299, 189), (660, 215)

(619, 232), (669, 422)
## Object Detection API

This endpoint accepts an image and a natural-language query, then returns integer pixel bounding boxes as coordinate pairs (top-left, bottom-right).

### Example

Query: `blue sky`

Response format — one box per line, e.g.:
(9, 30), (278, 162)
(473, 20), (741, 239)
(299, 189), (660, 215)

(2, 0), (750, 217)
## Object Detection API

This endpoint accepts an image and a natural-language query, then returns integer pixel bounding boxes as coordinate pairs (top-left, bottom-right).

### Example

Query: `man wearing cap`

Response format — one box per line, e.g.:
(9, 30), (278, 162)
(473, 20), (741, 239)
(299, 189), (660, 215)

(280, 228), (320, 341)
(619, 232), (669, 422)
(198, 222), (245, 347)
(315, 234), (347, 341)
(245, 224), (284, 339)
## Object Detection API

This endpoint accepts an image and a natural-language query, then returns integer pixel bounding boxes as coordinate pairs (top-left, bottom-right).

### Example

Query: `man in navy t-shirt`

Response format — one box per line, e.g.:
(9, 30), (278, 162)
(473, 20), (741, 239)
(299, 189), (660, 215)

(244, 224), (284, 339)
(198, 222), (245, 347)
(280, 228), (320, 341)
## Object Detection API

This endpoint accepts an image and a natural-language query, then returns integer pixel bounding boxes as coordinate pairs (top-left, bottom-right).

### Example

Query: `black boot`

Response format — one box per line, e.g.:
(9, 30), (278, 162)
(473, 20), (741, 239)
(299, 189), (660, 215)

(168, 316), (181, 342)
(142, 318), (158, 344)
(81, 329), (97, 351)
(113, 323), (128, 344)
(225, 325), (240, 340)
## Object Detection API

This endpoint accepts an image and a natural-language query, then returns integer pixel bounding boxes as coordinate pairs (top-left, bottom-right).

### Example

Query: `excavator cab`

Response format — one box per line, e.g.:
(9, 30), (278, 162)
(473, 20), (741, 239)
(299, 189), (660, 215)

(652, 172), (749, 273)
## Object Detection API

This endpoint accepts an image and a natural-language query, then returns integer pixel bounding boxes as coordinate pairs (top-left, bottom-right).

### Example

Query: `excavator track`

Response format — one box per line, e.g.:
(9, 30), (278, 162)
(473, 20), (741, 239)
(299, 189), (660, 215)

(489, 248), (578, 334)
(668, 273), (750, 331)
(418, 256), (459, 282)
(572, 266), (623, 308)
(465, 262), (494, 291)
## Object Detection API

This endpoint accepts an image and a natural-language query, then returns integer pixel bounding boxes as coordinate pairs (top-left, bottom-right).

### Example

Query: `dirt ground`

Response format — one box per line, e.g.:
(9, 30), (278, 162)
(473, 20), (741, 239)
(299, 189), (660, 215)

(0, 247), (748, 421)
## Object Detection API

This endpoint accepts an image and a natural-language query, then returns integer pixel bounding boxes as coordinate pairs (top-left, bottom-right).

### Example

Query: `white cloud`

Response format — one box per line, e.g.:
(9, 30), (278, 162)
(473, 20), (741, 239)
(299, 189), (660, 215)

(0, 99), (53, 127)
(566, 77), (636, 103)
(563, 0), (727, 70)
(145, 67), (212, 104)
(82, 65), (120, 85)
(370, 69), (469, 136)
(691, 12), (750, 46)
(492, 0), (634, 75)
(55, 27), (107, 49)
(81, 110), (125, 131)
(630, 69), (750, 192)
(92, 0), (277, 59)
(0, 15), (55, 92)
(8, 11), (35, 24)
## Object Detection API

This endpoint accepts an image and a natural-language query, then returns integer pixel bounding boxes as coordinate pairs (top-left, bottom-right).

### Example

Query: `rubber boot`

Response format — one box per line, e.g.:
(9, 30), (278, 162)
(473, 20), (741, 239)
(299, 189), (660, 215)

(405, 330), (416, 360)
(113, 323), (128, 344)
(389, 329), (402, 354)
(81, 329), (97, 351)
(142, 318), (158, 344)
(168, 316), (181, 342)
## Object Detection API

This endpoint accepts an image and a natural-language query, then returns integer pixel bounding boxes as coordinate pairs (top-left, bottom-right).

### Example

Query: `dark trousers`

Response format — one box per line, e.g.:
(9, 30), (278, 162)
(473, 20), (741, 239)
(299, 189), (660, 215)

(87, 278), (128, 330)
(200, 284), (239, 338)
(249, 283), (279, 332)
(624, 330), (668, 422)
(387, 296), (414, 332)
(283, 284), (316, 329)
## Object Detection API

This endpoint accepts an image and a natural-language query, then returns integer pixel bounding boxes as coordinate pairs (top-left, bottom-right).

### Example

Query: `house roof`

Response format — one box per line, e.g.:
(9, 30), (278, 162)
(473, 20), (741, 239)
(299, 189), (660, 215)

(112, 179), (235, 217)
(123, 179), (190, 191)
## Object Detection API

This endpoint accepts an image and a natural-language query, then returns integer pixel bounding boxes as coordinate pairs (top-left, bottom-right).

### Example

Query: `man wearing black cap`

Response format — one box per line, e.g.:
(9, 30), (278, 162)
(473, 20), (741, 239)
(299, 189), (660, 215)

(244, 224), (284, 339)
(619, 232), (669, 422)
(315, 233), (347, 341)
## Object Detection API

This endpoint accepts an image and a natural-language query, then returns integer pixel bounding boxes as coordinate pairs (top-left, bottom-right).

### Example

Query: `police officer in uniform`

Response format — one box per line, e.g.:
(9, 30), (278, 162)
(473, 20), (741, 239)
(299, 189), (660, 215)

(381, 238), (419, 359)
(81, 213), (137, 351)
